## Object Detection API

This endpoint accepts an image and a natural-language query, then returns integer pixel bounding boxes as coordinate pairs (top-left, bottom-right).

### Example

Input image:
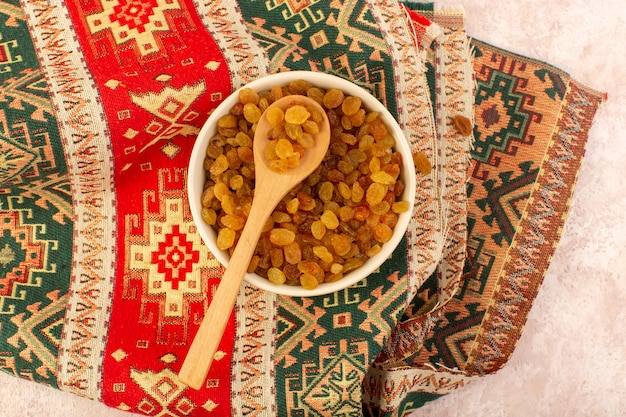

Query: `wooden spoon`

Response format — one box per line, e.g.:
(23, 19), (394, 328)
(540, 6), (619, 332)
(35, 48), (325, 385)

(179, 95), (330, 390)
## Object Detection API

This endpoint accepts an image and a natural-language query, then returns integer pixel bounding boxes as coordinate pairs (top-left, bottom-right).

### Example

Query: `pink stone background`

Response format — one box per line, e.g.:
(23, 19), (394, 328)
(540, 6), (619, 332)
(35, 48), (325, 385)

(1, 2), (624, 416)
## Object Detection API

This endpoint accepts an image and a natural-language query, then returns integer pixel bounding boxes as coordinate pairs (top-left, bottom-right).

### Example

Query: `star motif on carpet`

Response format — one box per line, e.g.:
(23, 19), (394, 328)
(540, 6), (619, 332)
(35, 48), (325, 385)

(151, 224), (199, 291)
(86, 0), (182, 56)
(128, 195), (205, 318)
(0, 211), (46, 297)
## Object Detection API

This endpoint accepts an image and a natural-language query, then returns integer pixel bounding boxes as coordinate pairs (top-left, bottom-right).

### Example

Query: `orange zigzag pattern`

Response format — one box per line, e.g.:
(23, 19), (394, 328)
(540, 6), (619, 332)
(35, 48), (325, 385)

(375, 20), (474, 367)
(235, 286), (276, 416)
(24, 1), (115, 400)
(367, 0), (442, 298)
(434, 24), (472, 302)
(363, 364), (474, 411)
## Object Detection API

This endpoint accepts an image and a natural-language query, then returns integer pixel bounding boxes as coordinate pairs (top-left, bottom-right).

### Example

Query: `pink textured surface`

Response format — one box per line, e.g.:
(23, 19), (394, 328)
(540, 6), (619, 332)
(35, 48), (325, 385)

(1, 2), (624, 416)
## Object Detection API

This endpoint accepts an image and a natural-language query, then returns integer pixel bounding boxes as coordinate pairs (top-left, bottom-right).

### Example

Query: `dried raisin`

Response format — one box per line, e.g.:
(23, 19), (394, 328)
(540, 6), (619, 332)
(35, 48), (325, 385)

(322, 88), (344, 109)
(268, 267), (286, 285)
(413, 151), (432, 175)
(216, 228), (236, 250)
(284, 105), (310, 124)
(453, 114), (473, 136)
(269, 228), (296, 246)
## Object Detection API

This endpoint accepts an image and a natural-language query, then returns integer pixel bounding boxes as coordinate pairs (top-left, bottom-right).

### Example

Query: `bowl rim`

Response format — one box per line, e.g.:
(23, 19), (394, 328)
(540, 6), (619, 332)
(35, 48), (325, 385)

(188, 71), (416, 297)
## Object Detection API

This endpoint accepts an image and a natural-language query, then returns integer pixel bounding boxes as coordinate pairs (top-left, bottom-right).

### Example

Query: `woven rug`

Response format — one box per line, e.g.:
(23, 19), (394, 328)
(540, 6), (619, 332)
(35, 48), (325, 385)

(0, 1), (605, 417)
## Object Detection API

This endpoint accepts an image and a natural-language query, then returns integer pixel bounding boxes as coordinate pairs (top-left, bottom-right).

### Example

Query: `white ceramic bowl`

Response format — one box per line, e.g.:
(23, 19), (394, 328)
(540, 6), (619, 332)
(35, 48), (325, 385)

(188, 71), (416, 296)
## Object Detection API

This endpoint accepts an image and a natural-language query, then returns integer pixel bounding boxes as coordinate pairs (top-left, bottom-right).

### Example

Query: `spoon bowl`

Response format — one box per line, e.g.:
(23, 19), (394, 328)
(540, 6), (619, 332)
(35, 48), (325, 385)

(252, 95), (331, 195)
(188, 72), (416, 298)
(179, 95), (330, 390)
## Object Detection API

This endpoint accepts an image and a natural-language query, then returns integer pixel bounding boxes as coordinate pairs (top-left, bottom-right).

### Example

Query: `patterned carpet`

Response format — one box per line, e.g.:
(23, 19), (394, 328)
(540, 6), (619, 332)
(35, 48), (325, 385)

(0, 1), (623, 417)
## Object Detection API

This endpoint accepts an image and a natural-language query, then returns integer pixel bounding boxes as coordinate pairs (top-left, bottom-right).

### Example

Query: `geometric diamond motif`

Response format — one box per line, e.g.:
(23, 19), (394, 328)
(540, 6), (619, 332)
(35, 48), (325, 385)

(161, 142), (181, 159)
(473, 70), (535, 165)
(151, 224), (199, 291)
(129, 196), (206, 320)
(130, 367), (192, 415)
(174, 397), (195, 416)
(124, 170), (220, 346)
(111, 349), (129, 362)
(158, 97), (185, 119)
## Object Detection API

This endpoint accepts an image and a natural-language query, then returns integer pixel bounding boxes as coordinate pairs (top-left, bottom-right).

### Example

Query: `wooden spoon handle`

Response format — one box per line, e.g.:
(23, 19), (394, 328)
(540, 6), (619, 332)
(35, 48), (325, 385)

(178, 198), (274, 390)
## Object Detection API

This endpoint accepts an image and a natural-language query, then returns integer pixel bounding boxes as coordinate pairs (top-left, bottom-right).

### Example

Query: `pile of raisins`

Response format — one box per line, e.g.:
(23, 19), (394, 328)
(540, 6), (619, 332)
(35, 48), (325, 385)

(263, 102), (324, 172)
(201, 79), (412, 290)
